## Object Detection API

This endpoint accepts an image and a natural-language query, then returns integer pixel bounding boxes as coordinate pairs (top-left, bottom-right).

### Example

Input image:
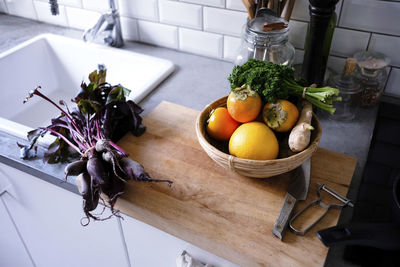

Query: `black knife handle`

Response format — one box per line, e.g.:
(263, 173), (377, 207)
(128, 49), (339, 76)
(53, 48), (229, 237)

(317, 223), (400, 250)
(272, 193), (297, 240)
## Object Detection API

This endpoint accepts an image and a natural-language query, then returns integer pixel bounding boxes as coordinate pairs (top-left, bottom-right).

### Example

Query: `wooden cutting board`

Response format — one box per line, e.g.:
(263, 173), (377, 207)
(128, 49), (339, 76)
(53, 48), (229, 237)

(116, 101), (357, 267)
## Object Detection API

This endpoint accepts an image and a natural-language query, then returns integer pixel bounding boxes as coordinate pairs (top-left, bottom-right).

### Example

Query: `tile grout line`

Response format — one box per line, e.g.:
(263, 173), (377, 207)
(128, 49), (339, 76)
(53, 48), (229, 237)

(337, 0), (345, 27)
(383, 67), (393, 94)
(0, 0), (3, 12)
(31, 0), (39, 21)
(366, 32), (373, 51)
(221, 34), (225, 60)
(290, 18), (400, 38)
(2, 0), (8, 13)
(117, 216), (132, 267)
(1, 196), (37, 267)
(64, 4), (71, 28)
(156, 0), (160, 23)
(136, 19), (142, 42)
(177, 26), (180, 50)
(201, 5), (204, 31)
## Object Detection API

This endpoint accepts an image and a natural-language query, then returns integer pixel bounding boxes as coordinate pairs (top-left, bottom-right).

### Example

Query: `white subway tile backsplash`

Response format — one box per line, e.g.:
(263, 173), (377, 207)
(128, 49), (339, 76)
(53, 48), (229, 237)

(159, 0), (202, 30)
(226, 0), (246, 12)
(34, 1), (68, 26)
(203, 7), (247, 37)
(288, 20), (308, 49)
(340, 0), (400, 36)
(291, 0), (342, 23)
(294, 49), (305, 65)
(120, 16), (139, 41)
(118, 0), (158, 21)
(327, 55), (346, 74)
(179, 28), (222, 58)
(330, 28), (370, 58)
(4, 0), (37, 20)
(181, 0), (224, 8)
(369, 34), (400, 68)
(4, 0), (400, 101)
(35, 0), (82, 8)
(82, 0), (109, 12)
(138, 20), (178, 49)
(290, 0), (308, 21)
(58, 0), (82, 8)
(223, 35), (241, 62)
(65, 6), (100, 30)
(385, 68), (400, 97)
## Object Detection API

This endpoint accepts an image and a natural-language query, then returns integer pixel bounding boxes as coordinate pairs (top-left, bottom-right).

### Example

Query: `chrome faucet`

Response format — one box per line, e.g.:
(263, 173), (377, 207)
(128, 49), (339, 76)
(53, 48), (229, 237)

(83, 0), (124, 48)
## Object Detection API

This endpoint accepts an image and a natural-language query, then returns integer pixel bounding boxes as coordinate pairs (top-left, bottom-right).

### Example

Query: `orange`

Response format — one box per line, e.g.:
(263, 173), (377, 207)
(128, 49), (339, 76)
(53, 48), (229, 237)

(227, 85), (262, 123)
(263, 99), (299, 132)
(206, 107), (240, 141)
(229, 122), (279, 160)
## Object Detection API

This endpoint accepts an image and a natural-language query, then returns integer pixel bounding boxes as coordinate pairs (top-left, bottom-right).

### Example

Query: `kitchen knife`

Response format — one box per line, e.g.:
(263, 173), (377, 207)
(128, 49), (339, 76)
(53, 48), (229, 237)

(272, 158), (311, 240)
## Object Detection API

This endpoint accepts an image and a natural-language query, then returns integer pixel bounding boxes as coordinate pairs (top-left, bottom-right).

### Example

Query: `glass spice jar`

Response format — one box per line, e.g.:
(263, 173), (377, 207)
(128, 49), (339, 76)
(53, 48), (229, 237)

(328, 58), (361, 121)
(235, 14), (295, 66)
(353, 51), (391, 108)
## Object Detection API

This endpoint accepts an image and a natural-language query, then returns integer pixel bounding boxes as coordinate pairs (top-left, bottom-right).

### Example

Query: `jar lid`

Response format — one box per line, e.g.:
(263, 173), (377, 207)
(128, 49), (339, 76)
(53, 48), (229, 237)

(353, 51), (391, 78)
(247, 15), (289, 35)
(244, 15), (290, 46)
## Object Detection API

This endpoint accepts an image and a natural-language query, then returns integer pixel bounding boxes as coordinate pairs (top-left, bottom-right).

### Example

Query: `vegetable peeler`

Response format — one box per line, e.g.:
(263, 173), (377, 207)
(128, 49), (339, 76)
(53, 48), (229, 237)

(289, 183), (354, 236)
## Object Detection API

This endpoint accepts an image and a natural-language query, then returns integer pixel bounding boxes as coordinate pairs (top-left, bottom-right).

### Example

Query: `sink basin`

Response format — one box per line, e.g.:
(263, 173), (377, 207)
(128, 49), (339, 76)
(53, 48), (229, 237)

(0, 34), (174, 145)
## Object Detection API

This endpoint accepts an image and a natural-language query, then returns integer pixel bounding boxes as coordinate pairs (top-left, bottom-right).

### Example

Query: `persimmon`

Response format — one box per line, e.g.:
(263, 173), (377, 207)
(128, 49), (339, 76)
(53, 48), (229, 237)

(206, 107), (240, 141)
(263, 99), (299, 132)
(227, 85), (262, 123)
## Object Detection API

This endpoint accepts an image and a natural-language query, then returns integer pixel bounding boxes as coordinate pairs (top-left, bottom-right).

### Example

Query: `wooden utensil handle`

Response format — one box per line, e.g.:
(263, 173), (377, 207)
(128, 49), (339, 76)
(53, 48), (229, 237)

(272, 193), (297, 240)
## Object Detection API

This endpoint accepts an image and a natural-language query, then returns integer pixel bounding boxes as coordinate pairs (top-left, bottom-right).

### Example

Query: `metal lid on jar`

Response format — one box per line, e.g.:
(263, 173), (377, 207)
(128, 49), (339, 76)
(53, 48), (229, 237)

(245, 14), (289, 45)
(353, 51), (391, 78)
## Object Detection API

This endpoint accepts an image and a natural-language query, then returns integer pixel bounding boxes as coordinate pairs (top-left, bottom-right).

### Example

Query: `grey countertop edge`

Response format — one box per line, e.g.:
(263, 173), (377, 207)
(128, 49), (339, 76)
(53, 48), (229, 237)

(0, 131), (79, 194)
(0, 14), (382, 267)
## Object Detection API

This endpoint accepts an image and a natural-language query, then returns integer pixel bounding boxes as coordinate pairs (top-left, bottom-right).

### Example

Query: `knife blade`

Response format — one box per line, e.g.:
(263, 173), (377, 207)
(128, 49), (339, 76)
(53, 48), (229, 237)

(272, 158), (311, 240)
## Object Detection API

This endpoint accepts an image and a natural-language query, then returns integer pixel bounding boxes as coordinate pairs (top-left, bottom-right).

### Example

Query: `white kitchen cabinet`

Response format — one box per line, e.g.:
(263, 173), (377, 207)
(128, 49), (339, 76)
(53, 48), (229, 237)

(0, 163), (129, 267)
(120, 214), (239, 267)
(0, 197), (34, 267)
(0, 161), (240, 267)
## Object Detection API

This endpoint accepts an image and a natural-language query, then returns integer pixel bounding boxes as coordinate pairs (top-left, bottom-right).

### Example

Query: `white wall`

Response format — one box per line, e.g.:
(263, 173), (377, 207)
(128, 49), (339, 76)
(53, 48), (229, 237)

(1, 0), (400, 96)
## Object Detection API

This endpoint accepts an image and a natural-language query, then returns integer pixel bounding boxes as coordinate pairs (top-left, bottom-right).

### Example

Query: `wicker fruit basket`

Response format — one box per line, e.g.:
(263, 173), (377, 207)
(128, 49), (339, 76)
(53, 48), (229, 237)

(195, 96), (322, 178)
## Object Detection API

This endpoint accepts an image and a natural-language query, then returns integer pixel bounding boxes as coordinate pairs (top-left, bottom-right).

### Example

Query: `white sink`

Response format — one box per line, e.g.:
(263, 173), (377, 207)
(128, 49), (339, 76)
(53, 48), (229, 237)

(0, 34), (174, 145)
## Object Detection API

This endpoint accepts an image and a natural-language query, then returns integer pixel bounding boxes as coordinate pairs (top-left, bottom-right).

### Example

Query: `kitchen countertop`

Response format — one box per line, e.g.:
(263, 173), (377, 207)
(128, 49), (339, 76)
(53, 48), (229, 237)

(0, 14), (379, 266)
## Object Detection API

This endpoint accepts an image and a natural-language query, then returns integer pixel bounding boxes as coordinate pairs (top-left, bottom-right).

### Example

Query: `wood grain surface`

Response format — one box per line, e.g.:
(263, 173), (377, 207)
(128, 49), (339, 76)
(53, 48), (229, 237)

(115, 101), (357, 267)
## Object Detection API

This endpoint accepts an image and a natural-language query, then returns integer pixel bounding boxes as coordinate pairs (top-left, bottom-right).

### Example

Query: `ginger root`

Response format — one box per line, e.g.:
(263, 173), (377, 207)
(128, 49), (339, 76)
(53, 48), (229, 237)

(288, 101), (314, 152)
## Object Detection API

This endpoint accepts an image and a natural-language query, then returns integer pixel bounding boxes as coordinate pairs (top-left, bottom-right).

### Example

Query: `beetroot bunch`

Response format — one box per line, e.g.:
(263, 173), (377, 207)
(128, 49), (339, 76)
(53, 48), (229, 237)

(21, 68), (171, 225)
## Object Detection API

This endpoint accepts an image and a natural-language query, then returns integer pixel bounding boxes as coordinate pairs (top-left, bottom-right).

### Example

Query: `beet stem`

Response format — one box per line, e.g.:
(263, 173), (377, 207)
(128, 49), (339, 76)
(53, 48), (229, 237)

(108, 140), (128, 157)
(46, 128), (83, 156)
(95, 119), (101, 139)
(48, 124), (87, 150)
(30, 87), (83, 136)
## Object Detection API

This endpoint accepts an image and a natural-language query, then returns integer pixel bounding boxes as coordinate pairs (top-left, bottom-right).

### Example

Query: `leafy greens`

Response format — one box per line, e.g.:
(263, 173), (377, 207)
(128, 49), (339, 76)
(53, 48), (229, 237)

(228, 59), (341, 114)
